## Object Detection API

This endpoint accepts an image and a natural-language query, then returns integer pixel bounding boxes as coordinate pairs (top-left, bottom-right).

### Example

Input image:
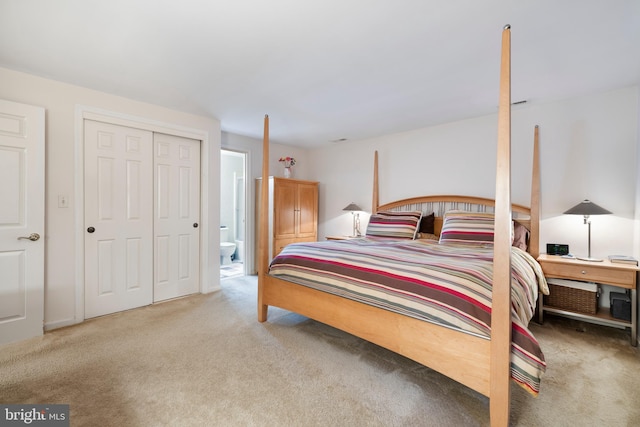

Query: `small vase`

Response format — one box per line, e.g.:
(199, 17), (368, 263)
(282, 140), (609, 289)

(284, 167), (292, 178)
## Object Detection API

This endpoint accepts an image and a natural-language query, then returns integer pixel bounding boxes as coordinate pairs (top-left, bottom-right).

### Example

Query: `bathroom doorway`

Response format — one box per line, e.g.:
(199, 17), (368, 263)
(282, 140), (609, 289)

(220, 149), (247, 279)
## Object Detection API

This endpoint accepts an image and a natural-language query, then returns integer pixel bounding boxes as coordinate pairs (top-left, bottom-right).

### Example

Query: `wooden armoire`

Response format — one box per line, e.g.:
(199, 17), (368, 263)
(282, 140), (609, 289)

(255, 177), (318, 271)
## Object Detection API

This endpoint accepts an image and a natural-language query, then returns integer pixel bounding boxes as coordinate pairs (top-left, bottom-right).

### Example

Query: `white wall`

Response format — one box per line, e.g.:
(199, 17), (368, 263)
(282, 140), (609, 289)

(0, 67), (221, 330)
(221, 130), (312, 183)
(307, 86), (639, 261)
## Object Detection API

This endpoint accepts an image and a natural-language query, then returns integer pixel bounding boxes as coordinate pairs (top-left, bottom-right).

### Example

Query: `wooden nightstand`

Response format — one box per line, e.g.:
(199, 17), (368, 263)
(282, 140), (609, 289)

(537, 254), (639, 346)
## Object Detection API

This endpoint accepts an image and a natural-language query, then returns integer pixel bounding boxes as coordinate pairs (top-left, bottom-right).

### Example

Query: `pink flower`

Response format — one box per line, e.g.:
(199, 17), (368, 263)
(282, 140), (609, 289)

(279, 156), (296, 167)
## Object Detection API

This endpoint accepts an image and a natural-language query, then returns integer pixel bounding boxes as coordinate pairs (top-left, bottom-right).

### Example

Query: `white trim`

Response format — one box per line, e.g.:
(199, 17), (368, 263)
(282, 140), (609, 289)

(221, 148), (252, 279)
(81, 107), (207, 140)
(44, 318), (77, 331)
(74, 105), (211, 323)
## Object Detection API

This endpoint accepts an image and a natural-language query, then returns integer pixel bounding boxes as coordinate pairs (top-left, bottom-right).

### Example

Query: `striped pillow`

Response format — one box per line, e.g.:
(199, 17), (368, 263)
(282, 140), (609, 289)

(365, 211), (422, 240)
(439, 211), (501, 244)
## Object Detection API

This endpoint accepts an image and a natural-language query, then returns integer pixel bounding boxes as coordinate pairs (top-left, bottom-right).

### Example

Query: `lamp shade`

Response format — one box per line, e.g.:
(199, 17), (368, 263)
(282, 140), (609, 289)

(343, 203), (362, 212)
(563, 199), (612, 216)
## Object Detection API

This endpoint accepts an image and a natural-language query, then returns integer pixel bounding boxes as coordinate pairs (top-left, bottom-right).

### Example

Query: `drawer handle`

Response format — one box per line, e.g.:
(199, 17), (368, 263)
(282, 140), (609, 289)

(581, 270), (587, 275)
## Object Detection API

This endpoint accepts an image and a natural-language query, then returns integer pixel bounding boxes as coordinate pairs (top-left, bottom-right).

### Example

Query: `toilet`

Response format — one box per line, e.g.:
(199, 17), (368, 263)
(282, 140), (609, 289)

(220, 226), (237, 265)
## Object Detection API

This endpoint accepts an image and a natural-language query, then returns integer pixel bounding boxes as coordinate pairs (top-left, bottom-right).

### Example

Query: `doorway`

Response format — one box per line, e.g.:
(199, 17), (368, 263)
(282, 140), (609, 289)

(220, 149), (247, 279)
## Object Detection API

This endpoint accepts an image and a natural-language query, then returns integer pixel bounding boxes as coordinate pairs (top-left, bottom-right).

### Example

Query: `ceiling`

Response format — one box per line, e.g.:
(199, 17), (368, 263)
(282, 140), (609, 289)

(1, 0), (639, 147)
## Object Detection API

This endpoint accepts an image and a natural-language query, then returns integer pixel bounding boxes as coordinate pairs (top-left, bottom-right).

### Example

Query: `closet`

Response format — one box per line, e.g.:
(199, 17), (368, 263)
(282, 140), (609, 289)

(83, 120), (201, 318)
(255, 177), (318, 268)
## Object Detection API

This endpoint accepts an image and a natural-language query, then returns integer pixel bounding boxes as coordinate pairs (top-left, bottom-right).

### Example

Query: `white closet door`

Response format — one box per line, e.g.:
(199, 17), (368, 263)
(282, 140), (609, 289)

(153, 133), (200, 302)
(0, 99), (45, 345)
(84, 120), (153, 318)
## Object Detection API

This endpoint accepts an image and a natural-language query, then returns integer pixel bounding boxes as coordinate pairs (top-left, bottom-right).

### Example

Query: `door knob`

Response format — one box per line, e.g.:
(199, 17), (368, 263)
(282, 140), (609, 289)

(193, 223), (198, 228)
(18, 233), (40, 241)
(87, 227), (95, 233)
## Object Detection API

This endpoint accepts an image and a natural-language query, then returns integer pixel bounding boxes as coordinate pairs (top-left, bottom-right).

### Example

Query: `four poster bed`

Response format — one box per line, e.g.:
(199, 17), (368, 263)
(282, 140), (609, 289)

(257, 27), (546, 426)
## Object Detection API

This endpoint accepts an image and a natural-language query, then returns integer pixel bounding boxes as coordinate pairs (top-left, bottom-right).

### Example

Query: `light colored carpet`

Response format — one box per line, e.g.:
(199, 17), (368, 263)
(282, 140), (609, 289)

(1, 275), (639, 426)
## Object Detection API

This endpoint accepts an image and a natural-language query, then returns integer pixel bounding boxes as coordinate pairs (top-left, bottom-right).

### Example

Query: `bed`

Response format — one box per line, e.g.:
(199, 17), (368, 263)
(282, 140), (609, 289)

(257, 26), (542, 426)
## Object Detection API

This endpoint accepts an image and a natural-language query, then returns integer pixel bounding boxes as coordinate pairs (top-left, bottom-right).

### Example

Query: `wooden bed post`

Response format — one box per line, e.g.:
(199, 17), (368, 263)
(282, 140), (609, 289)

(372, 151), (379, 213)
(530, 125), (541, 259)
(258, 114), (270, 322)
(490, 25), (512, 427)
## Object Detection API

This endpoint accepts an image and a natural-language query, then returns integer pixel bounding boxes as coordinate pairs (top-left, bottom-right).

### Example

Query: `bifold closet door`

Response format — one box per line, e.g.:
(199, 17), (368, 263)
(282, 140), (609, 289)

(84, 120), (154, 318)
(153, 133), (200, 302)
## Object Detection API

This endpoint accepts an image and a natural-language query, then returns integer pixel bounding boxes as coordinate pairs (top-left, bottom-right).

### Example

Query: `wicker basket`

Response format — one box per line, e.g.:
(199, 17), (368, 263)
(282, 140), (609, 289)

(544, 279), (599, 315)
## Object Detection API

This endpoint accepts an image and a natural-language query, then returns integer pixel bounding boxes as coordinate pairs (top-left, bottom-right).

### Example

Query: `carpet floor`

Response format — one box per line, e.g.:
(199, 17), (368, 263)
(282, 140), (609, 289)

(1, 275), (639, 426)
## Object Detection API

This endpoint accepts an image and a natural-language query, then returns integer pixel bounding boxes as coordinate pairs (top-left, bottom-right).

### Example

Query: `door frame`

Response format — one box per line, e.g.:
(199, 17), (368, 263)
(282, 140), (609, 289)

(74, 105), (210, 322)
(220, 148), (249, 276)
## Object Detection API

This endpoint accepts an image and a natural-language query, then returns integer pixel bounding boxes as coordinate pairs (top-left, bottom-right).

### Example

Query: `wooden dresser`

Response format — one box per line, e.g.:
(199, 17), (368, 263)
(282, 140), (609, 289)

(256, 177), (318, 270)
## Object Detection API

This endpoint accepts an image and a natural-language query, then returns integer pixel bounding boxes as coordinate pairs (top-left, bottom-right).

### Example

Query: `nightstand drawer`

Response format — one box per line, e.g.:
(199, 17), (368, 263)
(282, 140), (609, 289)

(542, 262), (636, 288)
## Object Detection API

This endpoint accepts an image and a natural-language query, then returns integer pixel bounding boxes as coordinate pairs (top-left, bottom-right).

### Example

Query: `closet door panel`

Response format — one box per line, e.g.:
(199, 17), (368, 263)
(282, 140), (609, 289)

(153, 133), (200, 302)
(84, 120), (153, 318)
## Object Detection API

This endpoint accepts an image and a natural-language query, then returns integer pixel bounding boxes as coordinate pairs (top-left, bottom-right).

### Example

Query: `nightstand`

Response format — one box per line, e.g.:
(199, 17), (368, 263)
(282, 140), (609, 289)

(537, 254), (639, 346)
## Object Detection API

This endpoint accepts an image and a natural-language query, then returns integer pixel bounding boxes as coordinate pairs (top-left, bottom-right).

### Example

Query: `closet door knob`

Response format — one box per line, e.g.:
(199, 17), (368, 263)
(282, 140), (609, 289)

(193, 223), (199, 228)
(87, 227), (95, 233)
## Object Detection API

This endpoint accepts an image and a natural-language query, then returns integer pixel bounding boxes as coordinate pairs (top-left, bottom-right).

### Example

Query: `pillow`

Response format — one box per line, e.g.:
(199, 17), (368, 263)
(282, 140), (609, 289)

(439, 211), (508, 245)
(512, 221), (530, 251)
(365, 210), (422, 240)
(439, 211), (517, 245)
(418, 212), (435, 235)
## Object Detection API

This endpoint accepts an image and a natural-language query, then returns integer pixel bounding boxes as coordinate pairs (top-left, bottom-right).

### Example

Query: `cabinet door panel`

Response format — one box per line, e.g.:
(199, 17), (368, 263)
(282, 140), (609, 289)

(297, 183), (318, 237)
(274, 180), (297, 238)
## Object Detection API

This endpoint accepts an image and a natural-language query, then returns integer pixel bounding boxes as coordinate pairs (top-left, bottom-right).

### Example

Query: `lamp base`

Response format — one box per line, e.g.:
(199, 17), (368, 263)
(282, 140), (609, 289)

(576, 256), (604, 262)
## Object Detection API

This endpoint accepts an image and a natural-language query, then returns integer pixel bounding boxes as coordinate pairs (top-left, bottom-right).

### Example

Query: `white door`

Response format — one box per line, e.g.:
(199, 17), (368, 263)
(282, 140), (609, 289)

(0, 99), (45, 345)
(84, 120), (153, 318)
(154, 133), (200, 302)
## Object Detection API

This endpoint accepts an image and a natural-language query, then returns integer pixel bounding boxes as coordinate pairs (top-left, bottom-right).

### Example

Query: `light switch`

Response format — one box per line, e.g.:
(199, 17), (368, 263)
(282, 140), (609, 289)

(58, 194), (69, 208)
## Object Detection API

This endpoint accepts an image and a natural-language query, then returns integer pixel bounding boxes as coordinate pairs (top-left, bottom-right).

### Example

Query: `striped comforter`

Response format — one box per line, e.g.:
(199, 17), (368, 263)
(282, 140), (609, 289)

(268, 237), (548, 396)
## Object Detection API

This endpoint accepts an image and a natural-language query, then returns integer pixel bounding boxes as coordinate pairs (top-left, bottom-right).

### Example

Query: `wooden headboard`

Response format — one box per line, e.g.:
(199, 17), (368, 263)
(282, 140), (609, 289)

(370, 126), (540, 257)
(376, 194), (532, 238)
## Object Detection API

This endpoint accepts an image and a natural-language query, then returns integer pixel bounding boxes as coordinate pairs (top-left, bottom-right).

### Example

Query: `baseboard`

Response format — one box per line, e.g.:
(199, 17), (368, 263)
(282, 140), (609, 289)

(44, 317), (80, 331)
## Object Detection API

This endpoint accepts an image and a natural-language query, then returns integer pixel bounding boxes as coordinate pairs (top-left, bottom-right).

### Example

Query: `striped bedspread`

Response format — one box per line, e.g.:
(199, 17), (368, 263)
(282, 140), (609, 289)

(268, 237), (548, 396)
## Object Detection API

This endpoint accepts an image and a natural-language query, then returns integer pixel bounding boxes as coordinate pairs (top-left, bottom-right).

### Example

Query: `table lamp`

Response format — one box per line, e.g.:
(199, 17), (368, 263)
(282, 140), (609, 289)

(343, 203), (362, 237)
(563, 199), (612, 262)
